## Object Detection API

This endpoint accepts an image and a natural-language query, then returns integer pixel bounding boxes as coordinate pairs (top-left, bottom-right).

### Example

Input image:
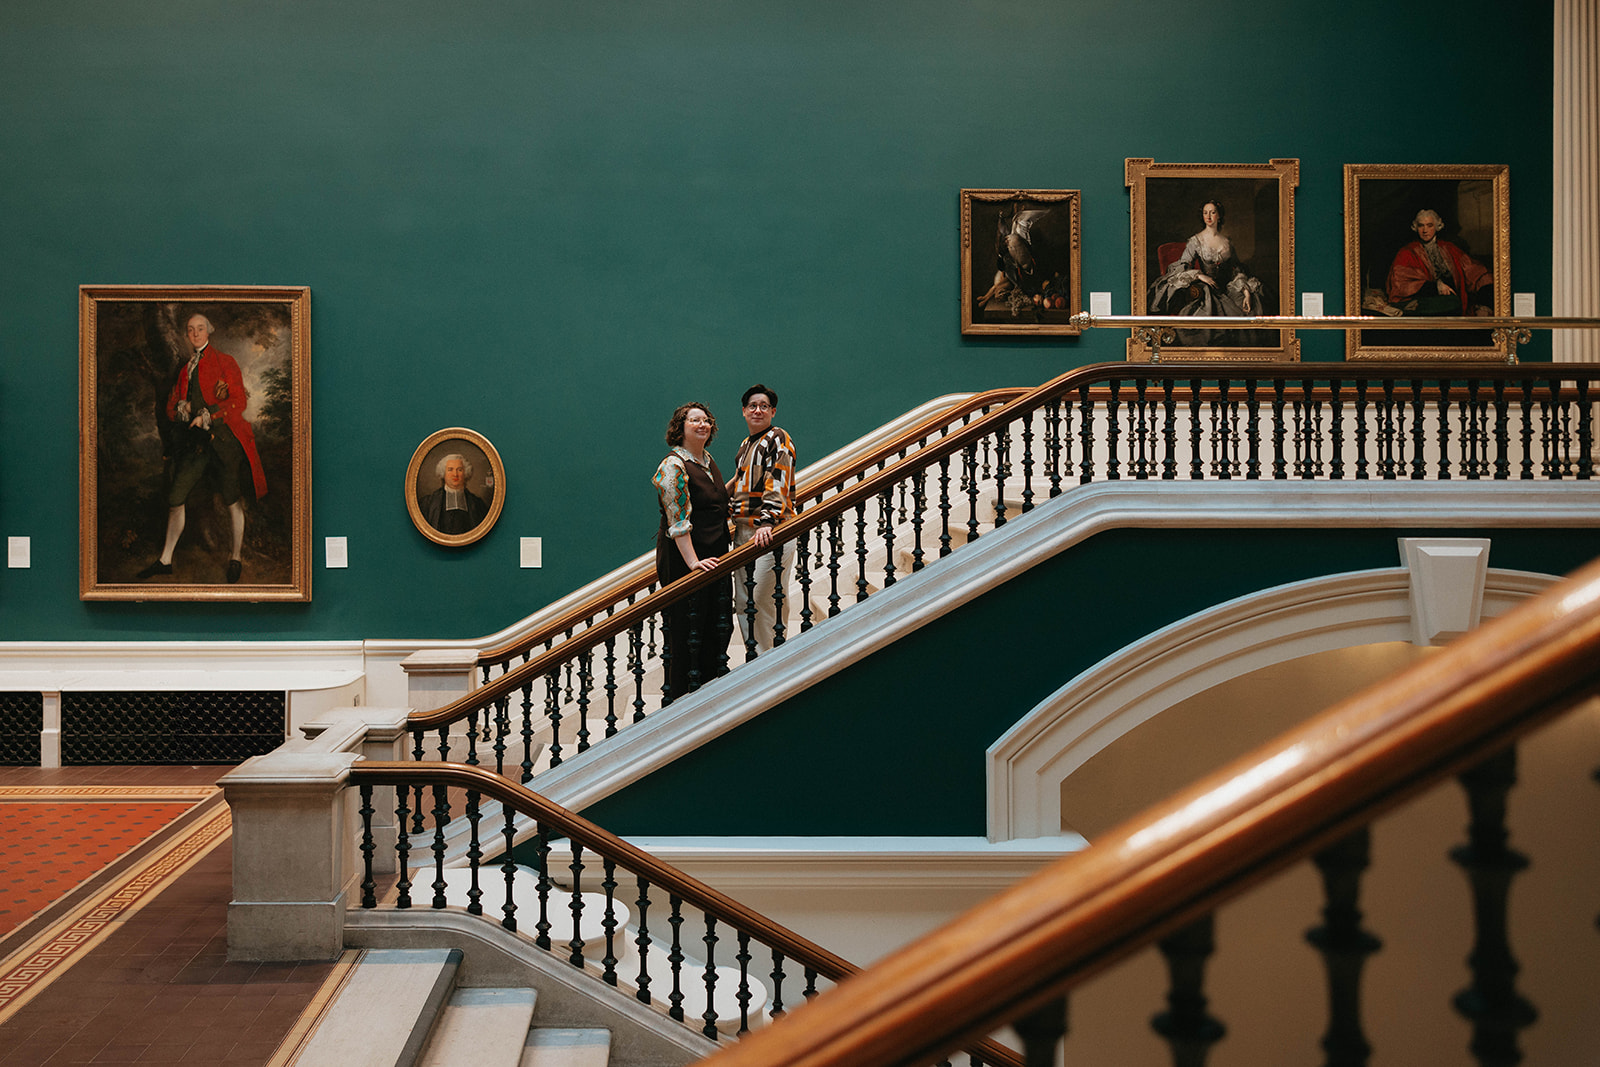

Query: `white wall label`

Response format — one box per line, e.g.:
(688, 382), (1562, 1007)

(7, 537), (29, 568)
(521, 537), (543, 569)
(1089, 292), (1112, 316)
(1513, 292), (1536, 317)
(325, 536), (349, 568)
(1300, 292), (1324, 317)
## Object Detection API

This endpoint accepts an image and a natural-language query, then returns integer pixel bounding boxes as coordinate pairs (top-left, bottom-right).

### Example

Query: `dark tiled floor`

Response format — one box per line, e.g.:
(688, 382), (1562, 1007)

(0, 765), (337, 1066)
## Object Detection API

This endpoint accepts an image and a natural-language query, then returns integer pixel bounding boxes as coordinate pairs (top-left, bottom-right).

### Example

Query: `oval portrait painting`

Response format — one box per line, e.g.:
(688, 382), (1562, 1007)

(406, 427), (505, 547)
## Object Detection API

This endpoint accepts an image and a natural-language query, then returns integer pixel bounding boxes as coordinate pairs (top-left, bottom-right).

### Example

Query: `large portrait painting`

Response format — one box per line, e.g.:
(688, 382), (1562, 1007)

(1344, 164), (1509, 361)
(406, 428), (505, 548)
(79, 286), (311, 601)
(1126, 158), (1299, 362)
(961, 189), (1082, 336)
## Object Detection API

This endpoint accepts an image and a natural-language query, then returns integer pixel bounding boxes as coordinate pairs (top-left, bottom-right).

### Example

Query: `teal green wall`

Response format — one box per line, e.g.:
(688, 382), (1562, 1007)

(583, 527), (1600, 837)
(0, 1), (1554, 640)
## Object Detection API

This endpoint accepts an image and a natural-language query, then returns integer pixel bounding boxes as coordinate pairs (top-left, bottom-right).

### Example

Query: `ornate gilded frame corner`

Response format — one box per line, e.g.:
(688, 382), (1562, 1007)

(961, 188), (1083, 337)
(1343, 163), (1510, 361)
(79, 285), (312, 602)
(406, 427), (506, 548)
(1125, 158), (1300, 362)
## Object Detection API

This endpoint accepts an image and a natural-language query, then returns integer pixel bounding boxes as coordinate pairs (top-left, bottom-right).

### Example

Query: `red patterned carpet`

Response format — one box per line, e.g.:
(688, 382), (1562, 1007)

(0, 798), (204, 937)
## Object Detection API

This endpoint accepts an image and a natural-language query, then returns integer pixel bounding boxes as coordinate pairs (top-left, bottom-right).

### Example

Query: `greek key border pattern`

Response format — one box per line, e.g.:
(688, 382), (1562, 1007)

(0, 806), (231, 1024)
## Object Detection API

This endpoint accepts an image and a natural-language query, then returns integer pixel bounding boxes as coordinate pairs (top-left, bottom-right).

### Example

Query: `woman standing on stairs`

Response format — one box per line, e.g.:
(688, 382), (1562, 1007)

(652, 402), (733, 703)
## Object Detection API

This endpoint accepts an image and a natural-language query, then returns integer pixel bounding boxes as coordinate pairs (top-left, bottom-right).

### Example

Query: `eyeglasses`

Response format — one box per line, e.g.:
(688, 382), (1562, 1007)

(744, 403), (772, 412)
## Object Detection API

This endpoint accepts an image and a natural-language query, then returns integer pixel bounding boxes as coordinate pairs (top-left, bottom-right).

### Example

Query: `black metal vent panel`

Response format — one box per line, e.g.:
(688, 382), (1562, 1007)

(0, 691), (43, 765)
(61, 690), (286, 765)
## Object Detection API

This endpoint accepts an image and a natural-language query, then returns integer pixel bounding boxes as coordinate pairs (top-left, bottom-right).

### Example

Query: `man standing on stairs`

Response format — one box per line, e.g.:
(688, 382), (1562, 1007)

(727, 383), (797, 653)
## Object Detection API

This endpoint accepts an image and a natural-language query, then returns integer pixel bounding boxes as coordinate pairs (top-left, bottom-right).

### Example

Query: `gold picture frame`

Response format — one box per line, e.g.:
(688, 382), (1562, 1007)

(1343, 163), (1510, 361)
(1126, 158), (1300, 362)
(961, 189), (1082, 336)
(406, 427), (506, 548)
(79, 285), (312, 601)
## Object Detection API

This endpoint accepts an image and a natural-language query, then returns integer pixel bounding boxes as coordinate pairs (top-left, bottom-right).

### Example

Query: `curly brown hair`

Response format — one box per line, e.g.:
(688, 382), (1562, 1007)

(665, 402), (718, 447)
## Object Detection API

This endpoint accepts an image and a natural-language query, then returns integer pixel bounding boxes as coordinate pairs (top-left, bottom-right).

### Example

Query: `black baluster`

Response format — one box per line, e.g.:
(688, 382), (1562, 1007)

(1078, 384), (1095, 484)
(1307, 827), (1381, 1067)
(826, 515), (844, 617)
(702, 915), (721, 1038)
(602, 635), (619, 738)
(686, 583), (705, 693)
(1133, 379), (1152, 479)
(534, 829), (553, 949)
(600, 858), (619, 985)
(430, 784), (449, 909)
(938, 455), (955, 557)
(1437, 379), (1454, 480)
(567, 841), (587, 967)
(796, 530), (817, 633)
(1355, 379), (1371, 480)
(395, 787), (413, 909)
(1577, 380), (1594, 479)
(1379, 379), (1397, 479)
(463, 709), (480, 767)
(1020, 408), (1036, 509)
(880, 490), (897, 588)
(854, 500), (871, 602)
(1244, 379), (1261, 480)
(1188, 379), (1204, 480)
(1493, 380), (1510, 480)
(491, 695), (509, 776)
(359, 784), (377, 909)
(803, 967), (818, 1000)
(1518, 382), (1535, 480)
(1106, 380), (1123, 481)
(1271, 378), (1287, 479)
(629, 624), (648, 726)
(964, 442), (982, 542)
(1046, 398), (1064, 498)
(1451, 747), (1537, 1067)
(740, 559), (759, 663)
(733, 931), (754, 1034)
(520, 679), (537, 782)
(500, 806), (518, 931)
(1162, 379), (1178, 480)
(1013, 996), (1069, 1067)
(465, 787), (483, 916)
(575, 648), (593, 753)
(1464, 380), (1484, 479)
(635, 877), (653, 1004)
(435, 724), (450, 765)
(911, 469), (928, 571)
(771, 542), (788, 646)
(667, 895), (686, 1022)
(1152, 914), (1225, 1067)
(546, 670), (564, 766)
(769, 950), (787, 1018)
(1330, 379), (1346, 481)
(1410, 379), (1427, 479)
(993, 425), (1011, 527)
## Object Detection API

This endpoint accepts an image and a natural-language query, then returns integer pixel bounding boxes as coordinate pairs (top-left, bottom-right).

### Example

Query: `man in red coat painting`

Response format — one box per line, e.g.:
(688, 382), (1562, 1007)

(135, 313), (267, 583)
(1384, 209), (1493, 316)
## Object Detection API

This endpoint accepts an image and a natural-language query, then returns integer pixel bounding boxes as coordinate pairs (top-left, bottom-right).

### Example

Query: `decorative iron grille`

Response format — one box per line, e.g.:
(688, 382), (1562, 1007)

(0, 692), (43, 765)
(61, 690), (286, 765)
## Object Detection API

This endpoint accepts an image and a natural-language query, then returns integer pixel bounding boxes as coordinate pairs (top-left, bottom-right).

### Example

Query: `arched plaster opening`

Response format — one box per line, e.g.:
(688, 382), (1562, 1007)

(986, 560), (1555, 841)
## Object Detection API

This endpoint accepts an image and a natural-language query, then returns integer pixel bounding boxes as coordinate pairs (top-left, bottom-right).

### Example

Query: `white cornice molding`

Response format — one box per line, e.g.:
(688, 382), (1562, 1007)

(534, 481), (1600, 814)
(0, 639), (366, 689)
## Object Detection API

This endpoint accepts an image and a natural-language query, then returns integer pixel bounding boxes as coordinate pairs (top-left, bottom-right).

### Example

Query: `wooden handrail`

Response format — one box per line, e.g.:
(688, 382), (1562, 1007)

(411, 361), (1600, 731)
(348, 759), (1024, 1067)
(693, 554), (1600, 1067)
(474, 388), (1028, 665)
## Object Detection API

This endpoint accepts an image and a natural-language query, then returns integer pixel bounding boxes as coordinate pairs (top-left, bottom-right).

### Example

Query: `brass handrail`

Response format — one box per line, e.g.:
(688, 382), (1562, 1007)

(411, 359), (1600, 731)
(348, 759), (1024, 1067)
(475, 388), (1029, 666)
(692, 552), (1600, 1067)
